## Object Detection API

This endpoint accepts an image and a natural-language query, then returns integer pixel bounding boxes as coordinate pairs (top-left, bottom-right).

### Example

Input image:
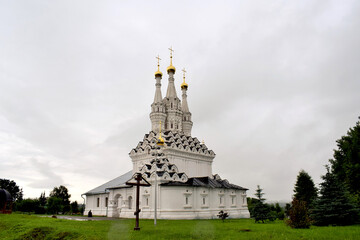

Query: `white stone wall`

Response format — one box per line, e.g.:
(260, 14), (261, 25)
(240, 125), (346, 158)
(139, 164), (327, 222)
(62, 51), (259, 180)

(85, 185), (250, 219)
(84, 193), (109, 216)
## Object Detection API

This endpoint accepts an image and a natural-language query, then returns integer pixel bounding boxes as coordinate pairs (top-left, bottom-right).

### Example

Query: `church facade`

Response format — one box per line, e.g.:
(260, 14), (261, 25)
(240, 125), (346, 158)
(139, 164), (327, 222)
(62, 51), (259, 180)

(83, 51), (250, 219)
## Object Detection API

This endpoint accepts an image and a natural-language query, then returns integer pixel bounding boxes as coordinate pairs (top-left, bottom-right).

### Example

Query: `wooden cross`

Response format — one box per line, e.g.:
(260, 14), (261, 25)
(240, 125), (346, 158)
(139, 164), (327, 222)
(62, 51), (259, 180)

(126, 173), (151, 230)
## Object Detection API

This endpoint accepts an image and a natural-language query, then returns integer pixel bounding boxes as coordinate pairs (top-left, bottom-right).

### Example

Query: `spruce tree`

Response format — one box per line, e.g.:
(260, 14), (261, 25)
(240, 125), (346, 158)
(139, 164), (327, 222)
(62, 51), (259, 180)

(329, 117), (360, 206)
(311, 168), (358, 226)
(252, 185), (273, 223)
(293, 170), (317, 207)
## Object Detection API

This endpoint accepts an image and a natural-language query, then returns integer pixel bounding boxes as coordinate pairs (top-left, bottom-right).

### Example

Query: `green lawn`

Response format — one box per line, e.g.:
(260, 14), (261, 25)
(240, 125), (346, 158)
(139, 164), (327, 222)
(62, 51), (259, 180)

(0, 214), (359, 240)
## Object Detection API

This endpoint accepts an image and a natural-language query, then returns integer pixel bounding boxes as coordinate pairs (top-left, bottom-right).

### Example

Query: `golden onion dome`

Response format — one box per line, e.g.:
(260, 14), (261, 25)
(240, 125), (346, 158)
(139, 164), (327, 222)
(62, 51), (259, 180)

(157, 136), (165, 146)
(167, 64), (176, 73)
(155, 70), (163, 77)
(181, 81), (188, 90)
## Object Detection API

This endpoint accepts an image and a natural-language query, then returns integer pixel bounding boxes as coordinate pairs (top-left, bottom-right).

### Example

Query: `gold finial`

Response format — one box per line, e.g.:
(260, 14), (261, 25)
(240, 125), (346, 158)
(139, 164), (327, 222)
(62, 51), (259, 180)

(202, 140), (205, 144)
(157, 121), (165, 146)
(167, 46), (176, 73)
(181, 68), (188, 90)
(155, 55), (163, 77)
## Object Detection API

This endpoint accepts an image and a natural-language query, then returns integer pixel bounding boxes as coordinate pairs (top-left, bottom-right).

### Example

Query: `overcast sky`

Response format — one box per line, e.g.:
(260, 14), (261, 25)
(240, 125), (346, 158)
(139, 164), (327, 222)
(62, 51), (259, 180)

(0, 0), (359, 203)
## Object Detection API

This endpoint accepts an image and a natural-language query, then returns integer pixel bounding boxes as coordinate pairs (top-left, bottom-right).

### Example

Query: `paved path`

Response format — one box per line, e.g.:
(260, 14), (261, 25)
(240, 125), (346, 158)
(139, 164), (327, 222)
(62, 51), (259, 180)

(45, 215), (118, 221)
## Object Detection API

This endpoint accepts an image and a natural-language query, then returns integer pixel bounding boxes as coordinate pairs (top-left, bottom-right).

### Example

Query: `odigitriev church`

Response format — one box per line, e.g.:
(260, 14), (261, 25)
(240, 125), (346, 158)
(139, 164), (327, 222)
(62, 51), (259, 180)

(83, 52), (250, 219)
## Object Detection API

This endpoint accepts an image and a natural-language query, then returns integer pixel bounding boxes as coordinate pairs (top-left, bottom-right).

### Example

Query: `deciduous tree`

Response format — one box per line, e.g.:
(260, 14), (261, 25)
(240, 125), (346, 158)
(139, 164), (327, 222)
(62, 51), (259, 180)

(50, 185), (71, 213)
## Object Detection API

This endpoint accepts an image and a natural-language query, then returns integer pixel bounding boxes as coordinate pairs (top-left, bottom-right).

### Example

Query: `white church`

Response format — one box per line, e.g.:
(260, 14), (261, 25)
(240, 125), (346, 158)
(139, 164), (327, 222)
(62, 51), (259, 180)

(83, 50), (250, 219)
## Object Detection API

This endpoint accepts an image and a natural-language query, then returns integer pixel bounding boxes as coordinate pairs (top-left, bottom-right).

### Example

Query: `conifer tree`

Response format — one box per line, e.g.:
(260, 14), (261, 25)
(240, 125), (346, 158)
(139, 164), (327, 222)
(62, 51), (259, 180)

(293, 170), (317, 207)
(311, 167), (358, 226)
(329, 117), (360, 206)
(252, 185), (273, 223)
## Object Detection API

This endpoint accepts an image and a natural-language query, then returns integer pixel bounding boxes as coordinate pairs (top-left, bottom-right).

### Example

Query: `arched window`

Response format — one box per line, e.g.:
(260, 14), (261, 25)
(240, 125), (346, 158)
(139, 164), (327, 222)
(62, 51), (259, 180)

(105, 197), (108, 207)
(171, 123), (173, 129)
(128, 196), (132, 209)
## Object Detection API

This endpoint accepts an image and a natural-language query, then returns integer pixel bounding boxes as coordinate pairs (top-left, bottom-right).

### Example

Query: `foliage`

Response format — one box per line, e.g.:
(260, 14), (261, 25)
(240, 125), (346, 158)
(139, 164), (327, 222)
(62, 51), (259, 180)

(269, 203), (285, 220)
(252, 185), (274, 223)
(47, 197), (63, 214)
(217, 210), (229, 222)
(285, 203), (291, 218)
(293, 170), (317, 207)
(0, 179), (23, 201)
(14, 199), (40, 213)
(71, 201), (79, 214)
(286, 198), (311, 229)
(329, 117), (360, 206)
(2, 214), (360, 240)
(246, 197), (260, 217)
(39, 192), (47, 206)
(255, 185), (266, 203)
(311, 168), (359, 226)
(50, 185), (71, 213)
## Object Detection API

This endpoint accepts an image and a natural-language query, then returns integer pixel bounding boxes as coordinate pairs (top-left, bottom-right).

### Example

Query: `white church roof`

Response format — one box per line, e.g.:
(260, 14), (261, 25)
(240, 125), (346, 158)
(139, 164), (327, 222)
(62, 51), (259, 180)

(83, 171), (132, 195)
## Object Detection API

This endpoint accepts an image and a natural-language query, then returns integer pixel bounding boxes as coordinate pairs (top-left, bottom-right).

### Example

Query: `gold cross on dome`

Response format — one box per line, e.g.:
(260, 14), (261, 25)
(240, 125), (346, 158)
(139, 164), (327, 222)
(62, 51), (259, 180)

(168, 47), (174, 65)
(168, 46), (174, 56)
(182, 68), (186, 81)
(156, 55), (161, 70)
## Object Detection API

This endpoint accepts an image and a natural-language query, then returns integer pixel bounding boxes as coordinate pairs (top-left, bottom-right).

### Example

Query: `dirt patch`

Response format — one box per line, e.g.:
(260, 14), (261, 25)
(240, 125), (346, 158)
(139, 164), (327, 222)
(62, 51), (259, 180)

(53, 231), (79, 240)
(239, 228), (251, 232)
(18, 227), (53, 240)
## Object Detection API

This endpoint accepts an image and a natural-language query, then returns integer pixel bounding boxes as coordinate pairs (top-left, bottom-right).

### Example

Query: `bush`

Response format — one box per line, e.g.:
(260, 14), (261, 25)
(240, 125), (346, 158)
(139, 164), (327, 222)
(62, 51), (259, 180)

(286, 198), (311, 228)
(15, 199), (40, 213)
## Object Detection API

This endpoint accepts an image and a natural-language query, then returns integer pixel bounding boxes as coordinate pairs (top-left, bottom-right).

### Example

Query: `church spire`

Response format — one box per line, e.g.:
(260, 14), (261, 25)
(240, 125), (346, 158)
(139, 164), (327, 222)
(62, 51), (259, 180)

(181, 68), (189, 112)
(165, 47), (178, 99)
(181, 68), (193, 136)
(153, 55), (163, 103)
(150, 55), (166, 133)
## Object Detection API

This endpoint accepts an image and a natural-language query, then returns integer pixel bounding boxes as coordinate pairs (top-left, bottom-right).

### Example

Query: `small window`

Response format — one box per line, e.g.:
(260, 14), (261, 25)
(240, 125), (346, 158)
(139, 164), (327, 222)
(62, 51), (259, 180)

(171, 123), (173, 128)
(97, 198), (100, 207)
(232, 197), (234, 204)
(220, 197), (222, 204)
(186, 197), (188, 205)
(203, 198), (205, 205)
(105, 197), (108, 207)
(146, 198), (149, 206)
(128, 196), (132, 209)
(171, 103), (173, 108)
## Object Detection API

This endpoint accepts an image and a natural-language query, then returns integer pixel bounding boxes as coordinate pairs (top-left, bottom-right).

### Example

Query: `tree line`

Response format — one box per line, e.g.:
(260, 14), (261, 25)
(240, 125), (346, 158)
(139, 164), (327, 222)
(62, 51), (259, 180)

(0, 181), (83, 215)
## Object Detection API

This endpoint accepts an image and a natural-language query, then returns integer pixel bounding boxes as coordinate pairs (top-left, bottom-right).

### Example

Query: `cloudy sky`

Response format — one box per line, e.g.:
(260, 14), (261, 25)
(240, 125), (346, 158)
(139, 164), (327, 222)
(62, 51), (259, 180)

(0, 0), (359, 203)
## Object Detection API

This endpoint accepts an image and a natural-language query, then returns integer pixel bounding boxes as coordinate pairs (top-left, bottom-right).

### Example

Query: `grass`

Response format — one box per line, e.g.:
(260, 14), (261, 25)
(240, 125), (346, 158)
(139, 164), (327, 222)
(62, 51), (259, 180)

(0, 214), (360, 240)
